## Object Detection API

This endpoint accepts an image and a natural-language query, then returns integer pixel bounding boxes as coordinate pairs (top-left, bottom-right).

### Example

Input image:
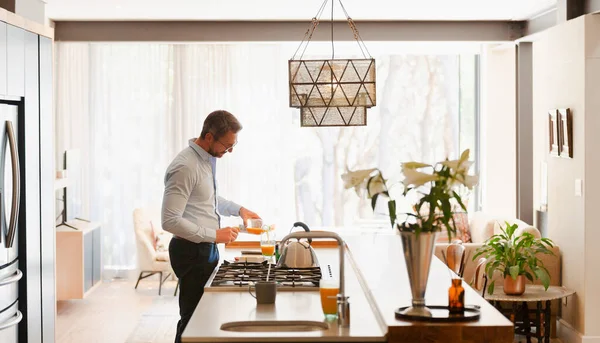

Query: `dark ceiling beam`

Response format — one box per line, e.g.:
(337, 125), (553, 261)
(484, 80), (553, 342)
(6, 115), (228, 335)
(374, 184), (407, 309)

(54, 20), (524, 42)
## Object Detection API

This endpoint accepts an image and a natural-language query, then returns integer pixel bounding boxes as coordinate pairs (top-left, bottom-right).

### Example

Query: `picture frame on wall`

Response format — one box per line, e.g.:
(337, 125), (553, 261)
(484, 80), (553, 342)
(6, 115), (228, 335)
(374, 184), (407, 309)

(548, 109), (560, 156)
(558, 108), (573, 158)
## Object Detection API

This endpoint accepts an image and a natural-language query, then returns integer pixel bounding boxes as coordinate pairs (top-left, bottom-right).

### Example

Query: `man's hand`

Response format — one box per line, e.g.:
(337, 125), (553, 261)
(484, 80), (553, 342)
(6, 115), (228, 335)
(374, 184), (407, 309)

(239, 207), (261, 227)
(215, 227), (240, 244)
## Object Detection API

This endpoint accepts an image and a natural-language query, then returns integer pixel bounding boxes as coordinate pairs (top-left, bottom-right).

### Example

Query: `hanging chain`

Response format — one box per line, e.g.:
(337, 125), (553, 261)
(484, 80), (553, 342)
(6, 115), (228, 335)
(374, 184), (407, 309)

(291, 0), (373, 60)
(291, 0), (328, 60)
(338, 0), (372, 59)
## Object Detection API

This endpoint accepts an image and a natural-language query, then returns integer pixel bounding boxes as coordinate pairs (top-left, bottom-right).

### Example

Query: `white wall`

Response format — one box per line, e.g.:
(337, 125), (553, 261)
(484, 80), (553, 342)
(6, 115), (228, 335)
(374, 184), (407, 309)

(532, 15), (586, 335)
(481, 44), (517, 218)
(532, 13), (600, 341)
(15, 0), (45, 24)
(583, 14), (600, 340)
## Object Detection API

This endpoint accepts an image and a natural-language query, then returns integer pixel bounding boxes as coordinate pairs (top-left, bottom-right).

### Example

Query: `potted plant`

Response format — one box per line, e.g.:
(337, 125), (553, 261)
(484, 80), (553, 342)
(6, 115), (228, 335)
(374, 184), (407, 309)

(473, 222), (555, 295)
(342, 149), (478, 317)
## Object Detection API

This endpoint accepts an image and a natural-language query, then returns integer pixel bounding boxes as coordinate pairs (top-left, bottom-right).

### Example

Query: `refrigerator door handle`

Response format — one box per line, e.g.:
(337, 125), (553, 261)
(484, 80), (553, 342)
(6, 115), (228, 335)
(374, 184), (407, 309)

(0, 311), (22, 331)
(0, 269), (22, 287)
(5, 121), (20, 248)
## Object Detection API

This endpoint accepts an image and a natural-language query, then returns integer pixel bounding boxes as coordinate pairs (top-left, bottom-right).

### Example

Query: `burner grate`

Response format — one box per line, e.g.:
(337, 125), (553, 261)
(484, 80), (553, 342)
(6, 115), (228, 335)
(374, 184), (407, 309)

(210, 260), (322, 288)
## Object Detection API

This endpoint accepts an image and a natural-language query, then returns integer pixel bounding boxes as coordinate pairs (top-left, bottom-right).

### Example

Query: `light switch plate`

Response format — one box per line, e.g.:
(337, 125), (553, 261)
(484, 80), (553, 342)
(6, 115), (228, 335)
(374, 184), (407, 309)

(575, 179), (583, 197)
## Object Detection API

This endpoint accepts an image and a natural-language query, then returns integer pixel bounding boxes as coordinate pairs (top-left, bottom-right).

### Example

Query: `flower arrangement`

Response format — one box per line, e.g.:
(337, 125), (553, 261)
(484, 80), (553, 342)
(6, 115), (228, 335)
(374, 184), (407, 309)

(342, 149), (479, 240)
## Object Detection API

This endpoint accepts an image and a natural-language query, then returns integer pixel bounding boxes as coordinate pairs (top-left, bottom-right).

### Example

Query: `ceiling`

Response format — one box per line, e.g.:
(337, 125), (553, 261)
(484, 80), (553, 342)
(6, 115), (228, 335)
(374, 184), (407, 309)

(45, 0), (557, 21)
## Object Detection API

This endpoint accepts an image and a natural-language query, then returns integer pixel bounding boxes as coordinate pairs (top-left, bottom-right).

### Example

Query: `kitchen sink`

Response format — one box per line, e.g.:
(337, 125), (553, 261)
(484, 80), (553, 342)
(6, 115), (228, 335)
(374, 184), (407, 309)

(220, 320), (329, 332)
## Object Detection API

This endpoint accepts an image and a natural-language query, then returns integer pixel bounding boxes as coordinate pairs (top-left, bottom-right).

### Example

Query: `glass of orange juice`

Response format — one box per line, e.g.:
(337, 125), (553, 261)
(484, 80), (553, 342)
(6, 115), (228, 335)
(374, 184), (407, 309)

(246, 219), (264, 235)
(260, 230), (276, 263)
(319, 279), (339, 320)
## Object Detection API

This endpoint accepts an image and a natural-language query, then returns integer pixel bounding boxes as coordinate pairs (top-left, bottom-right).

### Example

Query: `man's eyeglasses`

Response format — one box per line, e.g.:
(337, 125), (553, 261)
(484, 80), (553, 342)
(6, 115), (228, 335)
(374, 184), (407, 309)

(216, 139), (237, 153)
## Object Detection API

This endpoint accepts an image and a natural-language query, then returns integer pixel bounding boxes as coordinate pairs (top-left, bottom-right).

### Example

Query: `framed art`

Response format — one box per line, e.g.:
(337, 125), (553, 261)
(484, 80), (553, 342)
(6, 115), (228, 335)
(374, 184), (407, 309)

(558, 108), (573, 158)
(548, 109), (560, 156)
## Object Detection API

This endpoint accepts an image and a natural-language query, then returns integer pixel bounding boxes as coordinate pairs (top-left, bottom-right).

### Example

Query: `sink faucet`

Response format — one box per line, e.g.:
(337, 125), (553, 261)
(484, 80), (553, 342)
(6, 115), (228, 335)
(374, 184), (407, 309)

(278, 231), (350, 327)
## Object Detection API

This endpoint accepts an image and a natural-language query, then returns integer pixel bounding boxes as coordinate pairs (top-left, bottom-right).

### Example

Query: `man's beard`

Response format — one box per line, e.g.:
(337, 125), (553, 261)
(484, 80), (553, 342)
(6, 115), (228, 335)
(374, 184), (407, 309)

(208, 143), (223, 158)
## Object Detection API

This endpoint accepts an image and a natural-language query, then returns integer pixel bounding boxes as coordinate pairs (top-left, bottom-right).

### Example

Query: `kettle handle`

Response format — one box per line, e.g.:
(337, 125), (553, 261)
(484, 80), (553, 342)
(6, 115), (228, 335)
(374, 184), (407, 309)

(291, 222), (312, 244)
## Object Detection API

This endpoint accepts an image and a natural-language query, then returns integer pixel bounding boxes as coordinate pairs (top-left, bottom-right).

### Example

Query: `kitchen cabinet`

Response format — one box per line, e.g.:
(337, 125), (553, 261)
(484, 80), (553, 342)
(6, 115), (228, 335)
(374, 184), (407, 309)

(6, 24), (24, 97)
(21, 28), (42, 343)
(56, 220), (103, 300)
(0, 22), (6, 95)
(39, 36), (55, 343)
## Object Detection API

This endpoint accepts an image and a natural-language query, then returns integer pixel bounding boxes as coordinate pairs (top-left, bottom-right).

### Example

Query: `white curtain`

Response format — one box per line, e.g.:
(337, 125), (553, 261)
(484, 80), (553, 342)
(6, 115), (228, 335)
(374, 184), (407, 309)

(55, 42), (467, 276)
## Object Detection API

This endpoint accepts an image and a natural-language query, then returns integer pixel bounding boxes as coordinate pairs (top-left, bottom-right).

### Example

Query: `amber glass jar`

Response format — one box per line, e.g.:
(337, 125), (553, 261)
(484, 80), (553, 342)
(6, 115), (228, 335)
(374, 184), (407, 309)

(448, 278), (465, 313)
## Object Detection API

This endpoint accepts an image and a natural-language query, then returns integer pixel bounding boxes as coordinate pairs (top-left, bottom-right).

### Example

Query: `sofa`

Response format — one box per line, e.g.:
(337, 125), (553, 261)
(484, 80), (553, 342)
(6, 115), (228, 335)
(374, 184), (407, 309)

(434, 211), (561, 335)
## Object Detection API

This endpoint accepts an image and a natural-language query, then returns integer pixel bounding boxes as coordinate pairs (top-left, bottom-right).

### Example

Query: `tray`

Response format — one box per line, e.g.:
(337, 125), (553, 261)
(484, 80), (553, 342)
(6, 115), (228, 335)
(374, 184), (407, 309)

(395, 305), (481, 322)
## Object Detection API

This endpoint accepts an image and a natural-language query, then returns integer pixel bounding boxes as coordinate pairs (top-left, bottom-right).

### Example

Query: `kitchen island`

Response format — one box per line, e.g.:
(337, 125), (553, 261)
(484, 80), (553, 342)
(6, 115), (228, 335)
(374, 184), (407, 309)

(182, 232), (513, 342)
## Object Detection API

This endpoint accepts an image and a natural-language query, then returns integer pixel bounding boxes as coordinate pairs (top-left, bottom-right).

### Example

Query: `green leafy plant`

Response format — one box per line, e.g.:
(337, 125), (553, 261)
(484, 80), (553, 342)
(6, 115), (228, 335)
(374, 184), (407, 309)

(341, 149), (478, 241)
(472, 222), (555, 295)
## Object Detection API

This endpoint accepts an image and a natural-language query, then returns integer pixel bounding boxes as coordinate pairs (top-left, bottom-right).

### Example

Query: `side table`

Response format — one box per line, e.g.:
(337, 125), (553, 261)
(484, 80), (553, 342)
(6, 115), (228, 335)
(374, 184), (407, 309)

(485, 285), (575, 343)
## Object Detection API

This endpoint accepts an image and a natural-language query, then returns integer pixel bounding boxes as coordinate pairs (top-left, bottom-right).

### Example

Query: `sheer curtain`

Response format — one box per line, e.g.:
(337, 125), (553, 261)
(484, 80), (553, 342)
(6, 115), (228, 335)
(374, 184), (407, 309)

(56, 43), (173, 276)
(55, 42), (468, 276)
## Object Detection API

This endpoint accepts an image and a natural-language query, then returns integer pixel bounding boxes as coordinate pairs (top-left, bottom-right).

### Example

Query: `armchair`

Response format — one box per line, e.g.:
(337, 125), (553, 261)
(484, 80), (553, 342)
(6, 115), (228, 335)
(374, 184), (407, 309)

(132, 207), (178, 295)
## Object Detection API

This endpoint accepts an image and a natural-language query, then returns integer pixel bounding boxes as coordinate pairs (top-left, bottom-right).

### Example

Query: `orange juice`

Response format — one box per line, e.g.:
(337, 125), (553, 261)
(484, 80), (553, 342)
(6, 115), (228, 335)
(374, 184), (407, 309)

(246, 227), (263, 235)
(319, 287), (339, 316)
(261, 244), (275, 256)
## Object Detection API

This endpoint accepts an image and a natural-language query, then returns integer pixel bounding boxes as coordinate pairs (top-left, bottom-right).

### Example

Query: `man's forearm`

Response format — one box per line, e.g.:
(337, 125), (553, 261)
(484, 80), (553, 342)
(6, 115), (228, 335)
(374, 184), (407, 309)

(217, 196), (242, 217)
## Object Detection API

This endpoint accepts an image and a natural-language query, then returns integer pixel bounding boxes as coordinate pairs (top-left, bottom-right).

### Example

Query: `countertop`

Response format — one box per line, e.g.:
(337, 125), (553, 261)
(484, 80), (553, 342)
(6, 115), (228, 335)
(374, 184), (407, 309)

(344, 233), (514, 343)
(182, 246), (387, 342)
(182, 231), (514, 343)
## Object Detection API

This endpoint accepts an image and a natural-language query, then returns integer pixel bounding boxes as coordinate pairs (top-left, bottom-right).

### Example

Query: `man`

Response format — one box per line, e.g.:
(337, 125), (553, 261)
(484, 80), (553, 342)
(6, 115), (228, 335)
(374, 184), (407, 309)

(161, 110), (260, 343)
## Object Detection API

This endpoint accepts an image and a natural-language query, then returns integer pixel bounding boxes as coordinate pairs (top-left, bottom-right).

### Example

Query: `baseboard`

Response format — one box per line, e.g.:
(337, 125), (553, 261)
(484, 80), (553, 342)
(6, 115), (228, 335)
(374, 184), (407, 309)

(558, 319), (583, 343)
(557, 319), (600, 343)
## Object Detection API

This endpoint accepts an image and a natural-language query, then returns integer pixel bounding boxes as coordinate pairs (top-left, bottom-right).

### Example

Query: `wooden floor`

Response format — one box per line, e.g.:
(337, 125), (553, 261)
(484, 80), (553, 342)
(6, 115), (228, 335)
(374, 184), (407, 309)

(57, 277), (179, 343)
(56, 278), (563, 343)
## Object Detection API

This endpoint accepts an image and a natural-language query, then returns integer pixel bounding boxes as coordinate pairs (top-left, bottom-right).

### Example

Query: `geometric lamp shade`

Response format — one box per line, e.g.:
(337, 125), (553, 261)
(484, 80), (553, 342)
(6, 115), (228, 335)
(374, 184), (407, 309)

(301, 106), (367, 127)
(289, 58), (376, 127)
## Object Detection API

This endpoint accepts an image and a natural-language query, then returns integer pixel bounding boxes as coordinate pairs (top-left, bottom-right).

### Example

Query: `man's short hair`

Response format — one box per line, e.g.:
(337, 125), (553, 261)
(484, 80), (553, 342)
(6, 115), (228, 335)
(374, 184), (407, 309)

(200, 110), (242, 140)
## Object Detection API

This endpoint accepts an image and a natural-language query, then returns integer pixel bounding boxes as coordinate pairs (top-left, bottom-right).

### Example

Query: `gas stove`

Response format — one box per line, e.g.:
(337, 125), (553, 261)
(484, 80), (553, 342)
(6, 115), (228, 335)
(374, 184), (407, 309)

(204, 260), (323, 292)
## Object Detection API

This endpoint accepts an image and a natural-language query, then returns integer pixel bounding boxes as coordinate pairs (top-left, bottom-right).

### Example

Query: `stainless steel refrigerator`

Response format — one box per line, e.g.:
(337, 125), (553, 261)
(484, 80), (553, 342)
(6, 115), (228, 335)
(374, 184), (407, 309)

(0, 26), (55, 343)
(0, 99), (22, 341)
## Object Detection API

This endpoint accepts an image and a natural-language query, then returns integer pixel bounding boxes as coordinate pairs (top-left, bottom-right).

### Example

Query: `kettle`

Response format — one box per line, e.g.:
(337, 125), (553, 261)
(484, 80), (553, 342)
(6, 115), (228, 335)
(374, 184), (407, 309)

(276, 222), (320, 269)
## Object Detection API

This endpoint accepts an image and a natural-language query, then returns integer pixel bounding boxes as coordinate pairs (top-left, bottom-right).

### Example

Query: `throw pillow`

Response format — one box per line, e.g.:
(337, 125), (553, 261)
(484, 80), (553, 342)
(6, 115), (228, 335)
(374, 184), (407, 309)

(155, 232), (170, 252)
(155, 251), (169, 262)
(468, 212), (496, 243)
(149, 221), (158, 251)
(514, 226), (541, 239)
(435, 212), (471, 243)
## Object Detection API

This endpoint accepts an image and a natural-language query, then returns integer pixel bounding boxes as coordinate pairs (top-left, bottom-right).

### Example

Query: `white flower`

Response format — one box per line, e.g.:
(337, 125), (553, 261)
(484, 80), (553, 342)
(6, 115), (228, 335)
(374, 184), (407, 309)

(455, 174), (479, 190)
(367, 172), (387, 198)
(341, 168), (378, 193)
(402, 168), (439, 188)
(442, 160), (474, 174)
(441, 149), (473, 175)
(402, 162), (431, 170)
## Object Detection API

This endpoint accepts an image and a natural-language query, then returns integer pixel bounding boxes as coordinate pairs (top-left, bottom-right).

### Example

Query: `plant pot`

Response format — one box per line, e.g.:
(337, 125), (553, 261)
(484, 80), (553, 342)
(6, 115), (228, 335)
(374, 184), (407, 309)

(398, 231), (438, 317)
(503, 275), (526, 295)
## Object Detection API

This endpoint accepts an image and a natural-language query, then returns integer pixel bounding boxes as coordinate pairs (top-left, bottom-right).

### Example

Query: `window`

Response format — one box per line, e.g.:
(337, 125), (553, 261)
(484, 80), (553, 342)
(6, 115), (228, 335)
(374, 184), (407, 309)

(55, 42), (480, 272)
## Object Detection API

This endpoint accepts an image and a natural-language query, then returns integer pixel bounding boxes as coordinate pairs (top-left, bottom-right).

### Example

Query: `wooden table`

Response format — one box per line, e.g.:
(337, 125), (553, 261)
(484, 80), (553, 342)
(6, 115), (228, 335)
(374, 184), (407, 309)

(485, 285), (575, 343)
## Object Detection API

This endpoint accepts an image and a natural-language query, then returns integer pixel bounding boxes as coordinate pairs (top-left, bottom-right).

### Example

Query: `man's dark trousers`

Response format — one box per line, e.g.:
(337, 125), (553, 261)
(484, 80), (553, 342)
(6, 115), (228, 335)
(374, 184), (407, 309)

(169, 237), (219, 343)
